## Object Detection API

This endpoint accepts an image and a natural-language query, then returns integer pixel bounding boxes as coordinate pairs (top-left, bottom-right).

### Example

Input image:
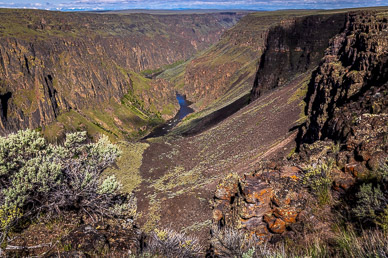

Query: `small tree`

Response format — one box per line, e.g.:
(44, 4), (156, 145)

(0, 130), (132, 246)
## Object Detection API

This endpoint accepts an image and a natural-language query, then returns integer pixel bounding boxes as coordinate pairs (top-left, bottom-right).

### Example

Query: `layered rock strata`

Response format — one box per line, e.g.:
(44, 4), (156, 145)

(0, 9), (242, 133)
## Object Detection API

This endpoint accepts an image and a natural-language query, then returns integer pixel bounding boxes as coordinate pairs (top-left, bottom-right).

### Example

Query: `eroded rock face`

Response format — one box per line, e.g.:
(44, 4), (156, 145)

(0, 9), (243, 133)
(181, 12), (347, 111)
(301, 11), (388, 144)
(250, 13), (346, 101)
(180, 13), (292, 109)
(297, 11), (388, 191)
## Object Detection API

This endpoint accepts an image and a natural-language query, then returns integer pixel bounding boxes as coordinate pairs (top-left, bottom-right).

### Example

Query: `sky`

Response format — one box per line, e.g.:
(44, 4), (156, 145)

(0, 0), (387, 11)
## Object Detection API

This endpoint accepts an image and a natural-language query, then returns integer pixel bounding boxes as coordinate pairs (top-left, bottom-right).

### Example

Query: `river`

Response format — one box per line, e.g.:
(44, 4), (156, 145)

(143, 93), (194, 139)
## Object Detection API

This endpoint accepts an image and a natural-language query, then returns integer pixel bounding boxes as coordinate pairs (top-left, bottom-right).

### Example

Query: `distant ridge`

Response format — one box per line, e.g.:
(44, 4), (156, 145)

(88, 9), (258, 14)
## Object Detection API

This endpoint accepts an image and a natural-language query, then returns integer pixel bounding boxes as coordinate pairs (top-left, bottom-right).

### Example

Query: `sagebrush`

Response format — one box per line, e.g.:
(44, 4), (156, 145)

(0, 129), (133, 246)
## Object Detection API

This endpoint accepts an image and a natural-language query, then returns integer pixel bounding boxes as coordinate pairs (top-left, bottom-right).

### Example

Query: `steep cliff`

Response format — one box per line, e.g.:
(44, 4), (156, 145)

(0, 9), (242, 136)
(250, 12), (346, 100)
(156, 12), (290, 111)
(301, 10), (388, 144)
(163, 10), (348, 139)
(180, 12), (281, 109)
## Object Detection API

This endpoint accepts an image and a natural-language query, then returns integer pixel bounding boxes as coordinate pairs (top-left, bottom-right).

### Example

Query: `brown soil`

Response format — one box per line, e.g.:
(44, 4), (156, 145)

(136, 73), (309, 239)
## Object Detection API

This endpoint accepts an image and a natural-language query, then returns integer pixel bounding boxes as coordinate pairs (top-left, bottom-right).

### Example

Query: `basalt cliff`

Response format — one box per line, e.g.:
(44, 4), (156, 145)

(167, 11), (346, 113)
(0, 9), (243, 138)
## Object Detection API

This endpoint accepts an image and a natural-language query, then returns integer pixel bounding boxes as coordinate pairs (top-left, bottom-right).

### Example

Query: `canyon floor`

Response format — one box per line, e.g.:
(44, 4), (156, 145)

(114, 72), (311, 240)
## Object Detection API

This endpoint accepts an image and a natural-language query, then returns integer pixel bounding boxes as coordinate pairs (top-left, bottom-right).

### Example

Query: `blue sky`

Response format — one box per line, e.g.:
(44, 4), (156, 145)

(0, 0), (387, 11)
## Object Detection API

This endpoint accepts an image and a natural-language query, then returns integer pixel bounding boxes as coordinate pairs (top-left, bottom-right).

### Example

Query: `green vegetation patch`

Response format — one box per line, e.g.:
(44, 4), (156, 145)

(141, 60), (185, 77)
(287, 74), (311, 124)
(104, 141), (149, 194)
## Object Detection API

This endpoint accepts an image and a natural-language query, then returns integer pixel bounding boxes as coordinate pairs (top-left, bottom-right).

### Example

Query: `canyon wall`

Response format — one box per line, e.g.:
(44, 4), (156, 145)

(250, 13), (346, 100)
(301, 11), (388, 144)
(0, 9), (242, 134)
(177, 11), (346, 112)
(212, 9), (388, 245)
(180, 12), (281, 108)
(165, 11), (348, 137)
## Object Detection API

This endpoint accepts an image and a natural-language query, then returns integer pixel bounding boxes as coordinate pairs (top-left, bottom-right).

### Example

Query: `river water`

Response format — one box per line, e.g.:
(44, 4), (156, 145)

(143, 93), (194, 139)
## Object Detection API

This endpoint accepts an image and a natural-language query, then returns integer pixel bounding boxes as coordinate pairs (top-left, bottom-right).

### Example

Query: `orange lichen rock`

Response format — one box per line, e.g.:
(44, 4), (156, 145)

(280, 166), (302, 180)
(269, 218), (286, 234)
(273, 207), (298, 224)
(212, 163), (309, 241)
(213, 209), (224, 222)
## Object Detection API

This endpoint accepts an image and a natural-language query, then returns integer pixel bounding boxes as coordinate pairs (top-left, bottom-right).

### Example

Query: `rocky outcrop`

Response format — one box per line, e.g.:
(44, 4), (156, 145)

(212, 114), (387, 246)
(297, 10), (388, 185)
(250, 13), (346, 100)
(301, 11), (388, 144)
(212, 166), (309, 242)
(0, 9), (243, 134)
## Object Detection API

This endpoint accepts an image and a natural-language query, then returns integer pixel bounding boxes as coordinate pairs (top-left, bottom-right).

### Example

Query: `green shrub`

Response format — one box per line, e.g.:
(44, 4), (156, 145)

(0, 129), (132, 246)
(353, 183), (387, 228)
(303, 159), (334, 205)
(0, 206), (22, 236)
(242, 247), (256, 258)
(376, 206), (388, 233)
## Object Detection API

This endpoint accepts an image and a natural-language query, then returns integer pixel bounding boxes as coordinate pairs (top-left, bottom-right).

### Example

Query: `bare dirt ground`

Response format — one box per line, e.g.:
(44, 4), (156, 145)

(135, 73), (309, 240)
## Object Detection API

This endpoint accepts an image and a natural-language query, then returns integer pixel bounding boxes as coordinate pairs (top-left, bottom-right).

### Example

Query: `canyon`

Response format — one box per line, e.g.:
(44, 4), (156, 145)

(0, 9), (243, 139)
(1, 6), (387, 257)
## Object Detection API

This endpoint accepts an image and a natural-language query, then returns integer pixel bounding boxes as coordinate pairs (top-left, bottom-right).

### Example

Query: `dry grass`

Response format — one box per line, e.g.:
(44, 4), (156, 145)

(335, 228), (388, 257)
(146, 228), (203, 257)
(211, 226), (388, 258)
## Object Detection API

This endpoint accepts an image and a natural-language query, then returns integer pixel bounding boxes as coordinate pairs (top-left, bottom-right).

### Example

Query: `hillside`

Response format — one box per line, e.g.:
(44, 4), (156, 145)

(0, 9), (243, 140)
